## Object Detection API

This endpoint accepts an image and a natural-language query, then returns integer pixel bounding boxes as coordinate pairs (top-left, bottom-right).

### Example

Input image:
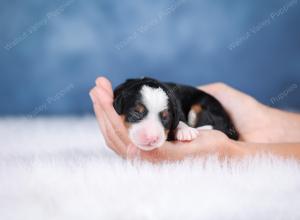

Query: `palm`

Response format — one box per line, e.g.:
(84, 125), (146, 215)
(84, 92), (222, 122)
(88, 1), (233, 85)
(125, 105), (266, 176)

(199, 83), (273, 143)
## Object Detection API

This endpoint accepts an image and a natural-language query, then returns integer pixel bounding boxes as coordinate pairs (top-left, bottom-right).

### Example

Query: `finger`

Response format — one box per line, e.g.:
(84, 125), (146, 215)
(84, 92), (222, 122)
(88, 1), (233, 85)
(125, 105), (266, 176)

(95, 86), (131, 146)
(198, 82), (231, 97)
(89, 87), (100, 104)
(94, 84), (114, 105)
(94, 85), (133, 154)
(199, 82), (253, 102)
(92, 104), (110, 142)
(91, 85), (134, 157)
(90, 89), (127, 155)
(90, 88), (110, 140)
(95, 77), (113, 98)
(139, 141), (189, 163)
(100, 111), (129, 156)
(92, 102), (120, 153)
(93, 103), (130, 156)
(126, 143), (141, 160)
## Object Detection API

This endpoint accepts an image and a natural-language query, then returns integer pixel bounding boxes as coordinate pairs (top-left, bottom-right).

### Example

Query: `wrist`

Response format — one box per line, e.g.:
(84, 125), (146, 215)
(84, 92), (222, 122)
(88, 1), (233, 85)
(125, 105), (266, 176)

(226, 139), (251, 158)
(219, 139), (249, 159)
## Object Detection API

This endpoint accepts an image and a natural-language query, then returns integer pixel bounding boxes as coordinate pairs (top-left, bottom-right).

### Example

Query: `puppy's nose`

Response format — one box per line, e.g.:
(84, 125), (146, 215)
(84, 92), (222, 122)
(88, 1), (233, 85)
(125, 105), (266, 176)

(145, 135), (159, 145)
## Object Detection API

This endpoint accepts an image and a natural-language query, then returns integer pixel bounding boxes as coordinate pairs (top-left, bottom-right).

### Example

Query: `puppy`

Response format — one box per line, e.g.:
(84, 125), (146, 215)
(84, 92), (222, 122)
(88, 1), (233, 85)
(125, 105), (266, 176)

(113, 77), (238, 151)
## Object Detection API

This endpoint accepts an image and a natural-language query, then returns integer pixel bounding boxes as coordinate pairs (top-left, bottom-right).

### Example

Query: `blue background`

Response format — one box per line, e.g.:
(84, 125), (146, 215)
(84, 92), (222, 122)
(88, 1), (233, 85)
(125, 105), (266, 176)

(0, 0), (299, 116)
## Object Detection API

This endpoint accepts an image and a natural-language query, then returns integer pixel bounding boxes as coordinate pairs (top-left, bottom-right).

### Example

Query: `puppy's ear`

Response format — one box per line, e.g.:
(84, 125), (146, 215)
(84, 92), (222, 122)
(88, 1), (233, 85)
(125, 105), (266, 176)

(170, 98), (184, 130)
(113, 85), (126, 114)
(113, 94), (124, 114)
(113, 79), (139, 114)
(164, 86), (184, 130)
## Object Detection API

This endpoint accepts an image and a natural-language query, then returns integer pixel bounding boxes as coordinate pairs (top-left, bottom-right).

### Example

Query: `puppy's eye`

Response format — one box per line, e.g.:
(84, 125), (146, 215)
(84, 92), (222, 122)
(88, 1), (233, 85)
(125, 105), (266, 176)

(127, 104), (147, 122)
(134, 103), (146, 113)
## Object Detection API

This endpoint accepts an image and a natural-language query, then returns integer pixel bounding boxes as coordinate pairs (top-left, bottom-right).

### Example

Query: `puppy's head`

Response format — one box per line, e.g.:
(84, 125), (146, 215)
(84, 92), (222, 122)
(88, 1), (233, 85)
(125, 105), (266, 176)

(113, 78), (179, 151)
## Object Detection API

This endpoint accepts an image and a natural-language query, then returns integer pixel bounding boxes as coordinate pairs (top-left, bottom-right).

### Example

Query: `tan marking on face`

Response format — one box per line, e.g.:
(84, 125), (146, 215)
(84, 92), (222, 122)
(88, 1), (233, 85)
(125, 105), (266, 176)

(124, 122), (132, 129)
(134, 103), (146, 114)
(120, 115), (132, 129)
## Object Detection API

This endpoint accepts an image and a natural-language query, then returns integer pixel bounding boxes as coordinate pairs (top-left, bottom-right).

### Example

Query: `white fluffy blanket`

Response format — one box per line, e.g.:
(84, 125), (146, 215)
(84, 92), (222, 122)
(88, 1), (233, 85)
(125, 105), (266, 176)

(1, 117), (300, 220)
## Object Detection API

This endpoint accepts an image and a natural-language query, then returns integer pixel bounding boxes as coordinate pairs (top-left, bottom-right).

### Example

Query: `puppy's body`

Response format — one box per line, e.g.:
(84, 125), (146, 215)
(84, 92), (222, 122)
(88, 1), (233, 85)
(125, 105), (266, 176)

(165, 82), (238, 140)
(113, 77), (238, 151)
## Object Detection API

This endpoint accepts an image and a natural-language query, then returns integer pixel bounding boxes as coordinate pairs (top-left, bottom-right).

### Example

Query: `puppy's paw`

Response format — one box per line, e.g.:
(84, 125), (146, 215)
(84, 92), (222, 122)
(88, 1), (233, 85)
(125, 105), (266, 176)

(197, 125), (213, 130)
(175, 122), (199, 141)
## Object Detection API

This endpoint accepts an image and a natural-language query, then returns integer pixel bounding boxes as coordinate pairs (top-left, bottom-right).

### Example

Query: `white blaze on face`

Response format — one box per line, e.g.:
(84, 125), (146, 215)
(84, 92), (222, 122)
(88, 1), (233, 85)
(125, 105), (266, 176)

(128, 85), (169, 151)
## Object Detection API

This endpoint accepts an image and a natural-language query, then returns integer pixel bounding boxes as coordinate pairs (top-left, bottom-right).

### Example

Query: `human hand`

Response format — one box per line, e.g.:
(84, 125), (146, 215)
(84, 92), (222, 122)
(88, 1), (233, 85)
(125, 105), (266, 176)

(199, 83), (300, 143)
(89, 77), (246, 162)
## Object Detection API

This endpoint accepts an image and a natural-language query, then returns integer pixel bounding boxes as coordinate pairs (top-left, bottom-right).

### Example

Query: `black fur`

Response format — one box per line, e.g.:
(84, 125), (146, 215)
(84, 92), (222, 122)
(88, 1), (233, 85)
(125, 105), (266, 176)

(165, 82), (239, 140)
(113, 77), (239, 140)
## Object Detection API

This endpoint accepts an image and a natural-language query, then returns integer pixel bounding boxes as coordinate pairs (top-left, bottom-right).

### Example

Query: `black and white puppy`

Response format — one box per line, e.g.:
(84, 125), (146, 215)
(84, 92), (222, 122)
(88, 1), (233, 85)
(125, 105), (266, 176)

(113, 77), (238, 151)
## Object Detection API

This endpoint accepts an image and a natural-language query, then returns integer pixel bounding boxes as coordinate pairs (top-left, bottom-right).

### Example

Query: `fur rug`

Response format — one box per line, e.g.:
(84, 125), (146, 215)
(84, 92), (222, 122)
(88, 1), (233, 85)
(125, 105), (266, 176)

(1, 117), (300, 220)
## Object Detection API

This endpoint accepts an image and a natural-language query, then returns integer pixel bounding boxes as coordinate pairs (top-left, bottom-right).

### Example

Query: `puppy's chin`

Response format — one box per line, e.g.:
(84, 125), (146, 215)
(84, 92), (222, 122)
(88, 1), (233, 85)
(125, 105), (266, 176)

(133, 138), (166, 151)
(136, 144), (160, 151)
(128, 126), (167, 151)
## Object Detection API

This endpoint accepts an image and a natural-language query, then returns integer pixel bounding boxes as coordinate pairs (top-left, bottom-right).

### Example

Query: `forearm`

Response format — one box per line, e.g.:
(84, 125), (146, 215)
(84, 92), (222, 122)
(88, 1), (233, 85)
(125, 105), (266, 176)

(231, 140), (300, 160)
(264, 106), (300, 142)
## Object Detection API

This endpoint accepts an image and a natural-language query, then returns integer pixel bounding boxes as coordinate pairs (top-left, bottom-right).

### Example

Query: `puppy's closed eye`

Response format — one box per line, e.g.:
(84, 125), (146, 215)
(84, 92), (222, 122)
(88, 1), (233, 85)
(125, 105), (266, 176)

(160, 109), (171, 128)
(134, 103), (146, 114)
(127, 103), (147, 122)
